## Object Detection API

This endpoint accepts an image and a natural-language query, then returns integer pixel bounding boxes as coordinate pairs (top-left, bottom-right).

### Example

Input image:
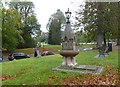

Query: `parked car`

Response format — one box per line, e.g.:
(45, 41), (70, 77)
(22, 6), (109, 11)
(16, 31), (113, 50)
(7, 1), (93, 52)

(8, 52), (30, 61)
(41, 51), (55, 56)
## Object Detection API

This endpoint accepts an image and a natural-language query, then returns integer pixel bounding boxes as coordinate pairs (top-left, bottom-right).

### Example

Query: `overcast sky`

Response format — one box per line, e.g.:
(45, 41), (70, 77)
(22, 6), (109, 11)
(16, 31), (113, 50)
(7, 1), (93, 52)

(30, 0), (84, 32)
(30, 0), (117, 32)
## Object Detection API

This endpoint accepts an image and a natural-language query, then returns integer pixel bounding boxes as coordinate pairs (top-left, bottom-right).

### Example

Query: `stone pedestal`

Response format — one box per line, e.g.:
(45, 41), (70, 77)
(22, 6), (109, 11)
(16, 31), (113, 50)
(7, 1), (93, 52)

(60, 50), (79, 67)
(61, 57), (77, 67)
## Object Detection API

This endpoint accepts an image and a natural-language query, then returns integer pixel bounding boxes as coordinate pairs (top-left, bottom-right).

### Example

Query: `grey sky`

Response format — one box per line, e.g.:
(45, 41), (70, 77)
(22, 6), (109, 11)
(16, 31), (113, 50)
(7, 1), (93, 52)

(31, 0), (84, 32)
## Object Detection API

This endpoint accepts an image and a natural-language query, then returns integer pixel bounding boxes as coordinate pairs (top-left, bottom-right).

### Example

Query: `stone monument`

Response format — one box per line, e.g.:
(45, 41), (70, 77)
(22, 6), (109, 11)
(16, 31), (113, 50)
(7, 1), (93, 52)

(59, 8), (79, 67)
(53, 8), (103, 74)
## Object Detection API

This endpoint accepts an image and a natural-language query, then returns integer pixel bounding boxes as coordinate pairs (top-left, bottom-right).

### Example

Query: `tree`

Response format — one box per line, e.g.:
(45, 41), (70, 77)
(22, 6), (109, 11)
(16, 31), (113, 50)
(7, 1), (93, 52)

(9, 2), (41, 48)
(0, 8), (2, 49)
(75, 2), (118, 44)
(75, 2), (97, 42)
(75, 2), (118, 57)
(75, 31), (91, 44)
(40, 32), (46, 42)
(47, 9), (65, 45)
(117, 2), (120, 45)
(48, 19), (61, 45)
(0, 1), (3, 49)
(2, 8), (23, 50)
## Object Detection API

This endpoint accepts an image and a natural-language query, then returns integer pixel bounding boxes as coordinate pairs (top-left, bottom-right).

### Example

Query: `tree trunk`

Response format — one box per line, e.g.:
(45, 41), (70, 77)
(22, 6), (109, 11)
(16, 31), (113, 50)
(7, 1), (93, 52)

(96, 2), (105, 57)
(97, 34), (105, 57)
(103, 33), (107, 46)
(116, 38), (120, 46)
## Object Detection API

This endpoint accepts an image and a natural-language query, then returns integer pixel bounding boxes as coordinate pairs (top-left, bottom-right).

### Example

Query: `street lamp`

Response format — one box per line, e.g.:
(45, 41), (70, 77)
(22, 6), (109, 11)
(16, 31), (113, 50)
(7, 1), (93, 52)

(65, 8), (71, 23)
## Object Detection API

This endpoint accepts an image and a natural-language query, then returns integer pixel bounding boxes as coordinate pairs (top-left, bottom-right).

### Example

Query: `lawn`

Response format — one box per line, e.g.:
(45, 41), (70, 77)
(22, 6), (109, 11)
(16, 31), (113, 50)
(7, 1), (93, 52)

(1, 49), (118, 85)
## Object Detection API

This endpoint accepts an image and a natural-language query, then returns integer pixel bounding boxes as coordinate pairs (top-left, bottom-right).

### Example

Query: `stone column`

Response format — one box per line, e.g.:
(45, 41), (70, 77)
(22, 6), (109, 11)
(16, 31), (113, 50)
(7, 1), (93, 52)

(62, 57), (77, 67)
(71, 57), (77, 66)
(61, 57), (67, 66)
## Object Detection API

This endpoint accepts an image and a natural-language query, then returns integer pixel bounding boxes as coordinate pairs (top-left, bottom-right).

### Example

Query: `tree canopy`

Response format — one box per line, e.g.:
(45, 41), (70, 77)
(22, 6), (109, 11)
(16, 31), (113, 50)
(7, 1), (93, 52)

(75, 2), (118, 43)
(2, 1), (41, 50)
(2, 8), (23, 50)
(0, 7), (2, 49)
(9, 1), (41, 48)
(75, 2), (119, 56)
(47, 9), (65, 45)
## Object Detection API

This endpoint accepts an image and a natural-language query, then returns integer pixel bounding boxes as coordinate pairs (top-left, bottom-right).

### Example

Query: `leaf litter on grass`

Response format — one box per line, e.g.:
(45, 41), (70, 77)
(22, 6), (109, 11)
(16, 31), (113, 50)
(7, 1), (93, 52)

(61, 65), (119, 86)
(2, 68), (27, 81)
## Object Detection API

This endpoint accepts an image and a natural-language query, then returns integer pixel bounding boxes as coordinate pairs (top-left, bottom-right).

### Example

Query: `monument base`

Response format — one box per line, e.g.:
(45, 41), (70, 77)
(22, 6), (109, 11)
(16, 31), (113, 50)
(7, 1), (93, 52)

(52, 65), (103, 74)
(61, 57), (77, 67)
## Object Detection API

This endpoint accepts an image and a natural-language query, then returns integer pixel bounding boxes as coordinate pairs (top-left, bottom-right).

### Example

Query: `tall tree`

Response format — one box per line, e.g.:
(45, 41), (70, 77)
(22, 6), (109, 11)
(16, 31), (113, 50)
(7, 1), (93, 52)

(117, 2), (120, 45)
(76, 2), (118, 43)
(48, 19), (61, 45)
(2, 8), (23, 50)
(9, 2), (41, 48)
(75, 2), (97, 42)
(75, 2), (118, 44)
(75, 2), (118, 57)
(47, 9), (65, 45)
(0, 6), (2, 49)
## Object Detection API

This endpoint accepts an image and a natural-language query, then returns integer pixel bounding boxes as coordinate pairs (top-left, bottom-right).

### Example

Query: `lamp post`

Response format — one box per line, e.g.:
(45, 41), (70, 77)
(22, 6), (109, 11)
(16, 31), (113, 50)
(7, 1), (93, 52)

(65, 8), (71, 24)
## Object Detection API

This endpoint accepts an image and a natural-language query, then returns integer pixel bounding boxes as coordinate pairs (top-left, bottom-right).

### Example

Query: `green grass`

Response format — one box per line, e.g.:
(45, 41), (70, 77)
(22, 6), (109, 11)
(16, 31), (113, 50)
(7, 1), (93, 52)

(79, 44), (96, 48)
(1, 50), (118, 85)
(44, 45), (62, 52)
(3, 44), (95, 55)
(14, 48), (34, 54)
(14, 45), (62, 53)
(3, 45), (62, 54)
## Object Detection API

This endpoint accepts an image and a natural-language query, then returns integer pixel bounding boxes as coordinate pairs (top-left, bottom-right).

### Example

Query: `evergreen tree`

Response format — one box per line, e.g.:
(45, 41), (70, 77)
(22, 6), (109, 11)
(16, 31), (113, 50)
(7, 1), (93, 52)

(47, 9), (65, 45)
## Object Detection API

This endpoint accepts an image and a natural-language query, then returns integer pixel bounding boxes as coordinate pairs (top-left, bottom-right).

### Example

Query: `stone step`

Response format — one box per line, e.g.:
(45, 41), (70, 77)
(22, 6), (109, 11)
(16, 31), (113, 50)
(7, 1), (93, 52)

(74, 65), (97, 71)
